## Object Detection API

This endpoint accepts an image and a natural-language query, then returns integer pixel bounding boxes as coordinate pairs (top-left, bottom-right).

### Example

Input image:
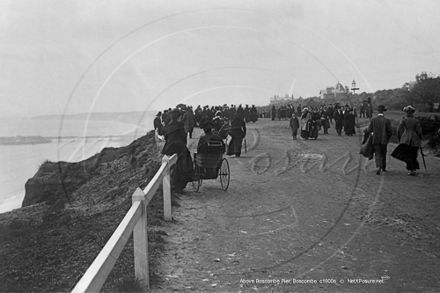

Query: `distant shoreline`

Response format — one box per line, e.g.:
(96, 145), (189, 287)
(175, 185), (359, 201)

(0, 136), (51, 145)
(0, 133), (143, 146)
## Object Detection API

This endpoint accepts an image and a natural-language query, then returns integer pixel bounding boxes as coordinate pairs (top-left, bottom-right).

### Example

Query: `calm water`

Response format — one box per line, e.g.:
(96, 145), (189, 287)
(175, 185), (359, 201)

(0, 115), (154, 213)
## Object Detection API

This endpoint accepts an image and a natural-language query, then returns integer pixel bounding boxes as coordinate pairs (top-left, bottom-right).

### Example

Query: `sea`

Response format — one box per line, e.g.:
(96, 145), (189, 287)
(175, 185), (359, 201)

(0, 113), (155, 214)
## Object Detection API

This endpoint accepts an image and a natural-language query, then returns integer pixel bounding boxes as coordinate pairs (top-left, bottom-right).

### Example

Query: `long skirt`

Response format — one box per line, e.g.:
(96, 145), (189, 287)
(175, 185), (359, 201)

(172, 149), (194, 190)
(227, 136), (244, 155)
(301, 130), (309, 139)
(391, 144), (420, 171)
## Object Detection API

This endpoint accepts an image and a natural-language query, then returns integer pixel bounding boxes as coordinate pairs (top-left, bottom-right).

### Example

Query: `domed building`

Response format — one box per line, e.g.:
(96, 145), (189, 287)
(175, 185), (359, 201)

(319, 82), (348, 103)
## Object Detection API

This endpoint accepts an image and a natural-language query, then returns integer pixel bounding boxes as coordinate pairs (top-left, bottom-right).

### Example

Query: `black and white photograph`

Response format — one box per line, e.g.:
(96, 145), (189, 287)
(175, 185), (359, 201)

(1, 0), (440, 292)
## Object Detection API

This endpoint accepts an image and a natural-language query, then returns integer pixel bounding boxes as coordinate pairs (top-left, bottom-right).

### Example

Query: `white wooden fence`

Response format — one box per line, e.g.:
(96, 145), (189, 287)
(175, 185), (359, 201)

(72, 154), (178, 293)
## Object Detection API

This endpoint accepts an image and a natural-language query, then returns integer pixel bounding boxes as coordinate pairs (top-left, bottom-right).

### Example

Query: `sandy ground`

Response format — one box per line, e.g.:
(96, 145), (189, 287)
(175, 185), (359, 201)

(152, 118), (440, 293)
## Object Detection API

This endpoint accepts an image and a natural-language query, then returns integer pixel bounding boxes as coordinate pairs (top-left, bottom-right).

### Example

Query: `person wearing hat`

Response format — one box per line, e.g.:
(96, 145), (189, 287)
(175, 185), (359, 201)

(237, 104), (245, 120)
(391, 105), (423, 175)
(197, 121), (225, 155)
(161, 108), (194, 192)
(334, 104), (344, 136)
(212, 111), (224, 132)
(244, 104), (251, 122)
(162, 109), (172, 126)
(271, 105), (276, 121)
(344, 107), (356, 136)
(290, 112), (300, 140)
(327, 103), (334, 124)
(250, 105), (258, 123)
(182, 106), (195, 139)
(300, 107), (312, 139)
(365, 105), (393, 175)
(227, 114), (246, 157)
(153, 111), (163, 135)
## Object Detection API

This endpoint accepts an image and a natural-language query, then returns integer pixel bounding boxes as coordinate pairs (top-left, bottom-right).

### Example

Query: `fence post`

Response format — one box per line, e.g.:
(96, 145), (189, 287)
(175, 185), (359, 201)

(162, 156), (172, 221)
(132, 187), (149, 290)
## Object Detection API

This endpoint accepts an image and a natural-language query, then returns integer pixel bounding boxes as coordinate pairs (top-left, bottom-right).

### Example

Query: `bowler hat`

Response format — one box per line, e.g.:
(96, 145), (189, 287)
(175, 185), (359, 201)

(377, 105), (387, 112)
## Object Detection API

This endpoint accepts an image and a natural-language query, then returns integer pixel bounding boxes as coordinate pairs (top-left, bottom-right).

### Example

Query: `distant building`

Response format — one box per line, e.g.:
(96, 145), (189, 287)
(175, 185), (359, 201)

(403, 72), (438, 91)
(270, 94), (294, 105)
(319, 82), (348, 101)
(402, 81), (417, 91)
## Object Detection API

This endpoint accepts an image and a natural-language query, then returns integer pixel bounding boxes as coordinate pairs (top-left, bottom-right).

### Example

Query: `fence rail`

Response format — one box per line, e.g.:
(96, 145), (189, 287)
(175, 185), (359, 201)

(72, 154), (178, 293)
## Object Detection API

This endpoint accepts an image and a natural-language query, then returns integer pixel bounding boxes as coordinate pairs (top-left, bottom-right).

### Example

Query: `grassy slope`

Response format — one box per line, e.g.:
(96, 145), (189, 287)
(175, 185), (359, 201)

(0, 131), (170, 292)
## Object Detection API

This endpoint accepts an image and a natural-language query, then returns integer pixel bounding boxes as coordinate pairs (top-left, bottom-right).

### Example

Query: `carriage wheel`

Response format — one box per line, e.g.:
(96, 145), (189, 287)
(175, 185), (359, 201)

(219, 158), (230, 191)
(191, 164), (202, 192)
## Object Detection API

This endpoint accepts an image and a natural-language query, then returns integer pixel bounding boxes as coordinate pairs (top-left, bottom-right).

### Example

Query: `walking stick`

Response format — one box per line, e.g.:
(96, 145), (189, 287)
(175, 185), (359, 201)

(420, 147), (427, 172)
(244, 138), (247, 153)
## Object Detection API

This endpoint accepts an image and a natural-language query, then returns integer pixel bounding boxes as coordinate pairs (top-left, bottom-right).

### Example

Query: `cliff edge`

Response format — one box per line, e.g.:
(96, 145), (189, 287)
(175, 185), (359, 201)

(0, 131), (168, 292)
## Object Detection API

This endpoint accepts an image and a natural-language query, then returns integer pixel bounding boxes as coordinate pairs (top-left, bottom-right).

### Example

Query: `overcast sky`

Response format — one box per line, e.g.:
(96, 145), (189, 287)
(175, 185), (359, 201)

(1, 0), (439, 117)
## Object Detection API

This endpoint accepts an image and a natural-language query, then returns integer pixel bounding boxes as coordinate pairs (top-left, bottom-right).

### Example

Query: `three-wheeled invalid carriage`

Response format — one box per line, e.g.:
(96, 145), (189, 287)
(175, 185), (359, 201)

(191, 140), (230, 192)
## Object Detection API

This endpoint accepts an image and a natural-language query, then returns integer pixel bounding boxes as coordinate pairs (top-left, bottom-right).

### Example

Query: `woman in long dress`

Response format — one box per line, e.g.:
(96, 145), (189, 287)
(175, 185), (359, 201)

(227, 115), (246, 157)
(161, 109), (194, 191)
(300, 108), (312, 139)
(391, 105), (423, 175)
(344, 109), (356, 136)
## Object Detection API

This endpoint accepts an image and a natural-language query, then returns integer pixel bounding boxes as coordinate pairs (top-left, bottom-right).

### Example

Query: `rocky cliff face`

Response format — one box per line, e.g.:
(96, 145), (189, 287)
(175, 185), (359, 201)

(22, 133), (158, 208)
(23, 161), (87, 207)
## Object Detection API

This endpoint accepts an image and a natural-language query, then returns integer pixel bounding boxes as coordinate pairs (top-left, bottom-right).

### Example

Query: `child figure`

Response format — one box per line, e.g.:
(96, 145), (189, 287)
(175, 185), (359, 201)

(290, 113), (300, 140)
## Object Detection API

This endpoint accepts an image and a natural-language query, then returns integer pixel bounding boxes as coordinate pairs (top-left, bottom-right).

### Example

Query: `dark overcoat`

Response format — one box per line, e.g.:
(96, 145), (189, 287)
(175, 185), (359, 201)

(161, 121), (187, 155)
(228, 116), (246, 155)
(161, 121), (193, 190)
(366, 115), (392, 145)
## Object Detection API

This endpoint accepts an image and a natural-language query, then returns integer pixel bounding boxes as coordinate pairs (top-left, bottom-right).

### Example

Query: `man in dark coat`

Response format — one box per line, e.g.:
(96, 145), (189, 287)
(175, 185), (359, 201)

(334, 105), (344, 136)
(365, 105), (392, 175)
(153, 112), (163, 135)
(250, 105), (258, 123)
(162, 109), (171, 126)
(327, 104), (334, 124)
(244, 105), (251, 122)
(271, 105), (276, 121)
(161, 109), (194, 192)
(227, 115), (246, 157)
(289, 113), (300, 139)
(182, 107), (195, 139)
(344, 107), (356, 136)
(237, 104), (245, 120)
(296, 104), (302, 117)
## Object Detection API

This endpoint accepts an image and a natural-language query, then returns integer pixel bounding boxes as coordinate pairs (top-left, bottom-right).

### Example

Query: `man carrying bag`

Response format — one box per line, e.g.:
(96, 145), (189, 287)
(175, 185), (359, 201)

(364, 105), (392, 175)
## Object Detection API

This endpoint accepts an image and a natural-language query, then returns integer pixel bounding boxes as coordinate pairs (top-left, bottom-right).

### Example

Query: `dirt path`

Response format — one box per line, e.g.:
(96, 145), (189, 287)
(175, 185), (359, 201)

(153, 118), (440, 292)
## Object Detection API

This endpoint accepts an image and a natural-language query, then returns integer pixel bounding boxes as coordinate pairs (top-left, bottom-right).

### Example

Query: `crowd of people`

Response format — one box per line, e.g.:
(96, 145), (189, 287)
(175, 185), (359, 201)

(153, 100), (425, 192)
(279, 103), (359, 140)
(153, 103), (251, 192)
